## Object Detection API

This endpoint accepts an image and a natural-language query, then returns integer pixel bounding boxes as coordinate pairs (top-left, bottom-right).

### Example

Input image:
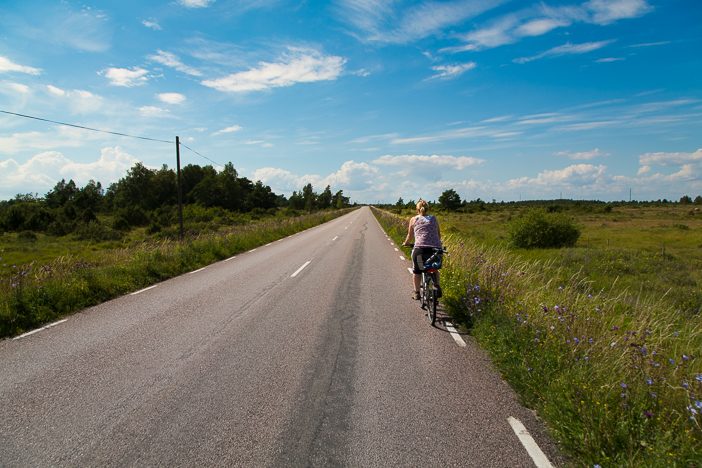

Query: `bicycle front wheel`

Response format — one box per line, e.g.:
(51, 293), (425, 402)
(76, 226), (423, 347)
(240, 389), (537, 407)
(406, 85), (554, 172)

(426, 275), (437, 325)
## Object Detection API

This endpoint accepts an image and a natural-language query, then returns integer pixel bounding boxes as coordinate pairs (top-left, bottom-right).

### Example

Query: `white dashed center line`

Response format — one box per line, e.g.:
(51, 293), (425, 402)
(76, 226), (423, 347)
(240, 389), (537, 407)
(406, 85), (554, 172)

(291, 261), (311, 278)
(189, 267), (206, 275)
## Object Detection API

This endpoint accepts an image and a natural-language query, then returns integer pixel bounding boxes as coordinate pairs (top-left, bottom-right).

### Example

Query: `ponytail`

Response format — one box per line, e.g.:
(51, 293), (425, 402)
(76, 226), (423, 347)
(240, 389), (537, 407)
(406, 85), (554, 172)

(416, 199), (428, 215)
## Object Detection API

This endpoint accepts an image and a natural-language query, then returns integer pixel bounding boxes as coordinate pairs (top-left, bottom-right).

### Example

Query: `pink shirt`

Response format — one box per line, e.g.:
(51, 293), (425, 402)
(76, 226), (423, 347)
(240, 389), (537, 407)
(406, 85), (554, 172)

(413, 215), (441, 247)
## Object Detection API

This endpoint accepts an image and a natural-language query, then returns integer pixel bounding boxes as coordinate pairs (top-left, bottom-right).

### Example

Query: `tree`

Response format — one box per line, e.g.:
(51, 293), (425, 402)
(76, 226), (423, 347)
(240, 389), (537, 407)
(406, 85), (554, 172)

(333, 190), (349, 209)
(45, 179), (78, 209)
(318, 185), (333, 209)
(438, 189), (462, 211)
(302, 183), (316, 212)
(695, 195), (702, 205)
(247, 181), (277, 210)
(680, 195), (693, 204)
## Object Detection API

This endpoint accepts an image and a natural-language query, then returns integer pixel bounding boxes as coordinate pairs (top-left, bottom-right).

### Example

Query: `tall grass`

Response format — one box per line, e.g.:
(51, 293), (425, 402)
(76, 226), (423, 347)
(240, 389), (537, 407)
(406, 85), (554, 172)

(0, 209), (354, 338)
(372, 207), (701, 466)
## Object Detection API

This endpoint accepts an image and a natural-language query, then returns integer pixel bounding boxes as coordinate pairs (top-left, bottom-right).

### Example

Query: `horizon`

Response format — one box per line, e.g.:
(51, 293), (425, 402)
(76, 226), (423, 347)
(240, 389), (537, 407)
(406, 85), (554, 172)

(1, 0), (701, 204)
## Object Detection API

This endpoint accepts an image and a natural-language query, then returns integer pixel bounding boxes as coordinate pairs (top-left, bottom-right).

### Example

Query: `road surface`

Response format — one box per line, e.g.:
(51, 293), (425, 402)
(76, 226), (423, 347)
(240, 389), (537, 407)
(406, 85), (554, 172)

(0, 206), (562, 466)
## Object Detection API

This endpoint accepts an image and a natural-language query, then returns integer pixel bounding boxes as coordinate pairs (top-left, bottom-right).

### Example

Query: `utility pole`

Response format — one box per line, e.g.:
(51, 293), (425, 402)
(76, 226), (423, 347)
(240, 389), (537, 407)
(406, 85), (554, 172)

(175, 136), (184, 241)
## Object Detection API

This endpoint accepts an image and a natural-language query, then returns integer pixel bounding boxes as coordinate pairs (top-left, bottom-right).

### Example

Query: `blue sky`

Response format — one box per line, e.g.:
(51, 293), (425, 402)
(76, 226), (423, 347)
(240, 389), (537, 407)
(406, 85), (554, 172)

(1, 0), (700, 203)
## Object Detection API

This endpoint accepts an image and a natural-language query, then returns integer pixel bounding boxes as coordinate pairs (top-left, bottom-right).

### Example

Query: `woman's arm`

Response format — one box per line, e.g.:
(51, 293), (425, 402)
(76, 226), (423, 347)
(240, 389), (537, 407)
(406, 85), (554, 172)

(403, 216), (415, 245)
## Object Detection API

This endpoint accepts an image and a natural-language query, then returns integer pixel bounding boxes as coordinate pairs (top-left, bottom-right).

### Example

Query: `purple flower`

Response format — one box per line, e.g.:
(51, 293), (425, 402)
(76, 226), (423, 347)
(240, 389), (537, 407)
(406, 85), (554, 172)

(588, 338), (594, 344)
(542, 305), (548, 312)
(640, 346), (648, 356)
(687, 405), (698, 415)
(644, 410), (654, 418)
(646, 377), (654, 385)
(696, 374), (702, 383)
(695, 400), (702, 410)
(682, 381), (689, 389)
(574, 337), (580, 345)
(554, 305), (560, 311)
(669, 358), (676, 365)
(611, 325), (619, 331)
(682, 354), (690, 361)
(620, 382), (628, 389)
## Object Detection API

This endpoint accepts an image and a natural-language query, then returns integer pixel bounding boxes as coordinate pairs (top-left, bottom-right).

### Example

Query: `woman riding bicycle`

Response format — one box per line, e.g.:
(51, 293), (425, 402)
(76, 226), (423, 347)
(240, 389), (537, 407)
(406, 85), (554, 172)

(402, 199), (442, 300)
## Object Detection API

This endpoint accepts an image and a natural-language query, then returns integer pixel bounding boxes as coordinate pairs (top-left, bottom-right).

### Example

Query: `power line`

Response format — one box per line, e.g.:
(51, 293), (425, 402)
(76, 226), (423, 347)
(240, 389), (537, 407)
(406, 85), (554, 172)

(1, 109), (172, 144)
(180, 142), (223, 168)
(1, 109), (224, 167)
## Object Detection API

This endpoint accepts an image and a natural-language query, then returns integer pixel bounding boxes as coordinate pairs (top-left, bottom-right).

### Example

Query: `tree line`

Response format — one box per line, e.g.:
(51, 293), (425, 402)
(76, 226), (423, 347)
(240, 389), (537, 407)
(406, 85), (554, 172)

(0, 162), (351, 238)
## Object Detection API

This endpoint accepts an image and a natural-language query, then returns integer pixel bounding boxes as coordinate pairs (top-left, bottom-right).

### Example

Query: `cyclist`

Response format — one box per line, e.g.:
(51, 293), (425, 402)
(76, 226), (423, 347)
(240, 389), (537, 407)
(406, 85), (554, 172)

(402, 199), (442, 300)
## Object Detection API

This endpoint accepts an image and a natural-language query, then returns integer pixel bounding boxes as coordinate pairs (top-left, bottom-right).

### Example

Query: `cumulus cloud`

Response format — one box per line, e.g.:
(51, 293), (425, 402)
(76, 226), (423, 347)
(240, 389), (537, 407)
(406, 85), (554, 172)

(0, 147), (140, 200)
(43, 85), (104, 114)
(639, 148), (702, 167)
(148, 50), (202, 77)
(157, 92), (186, 104)
(0, 55), (41, 75)
(201, 48), (345, 93)
(101, 67), (150, 87)
(429, 62), (476, 80)
(507, 164), (608, 189)
(252, 161), (379, 195)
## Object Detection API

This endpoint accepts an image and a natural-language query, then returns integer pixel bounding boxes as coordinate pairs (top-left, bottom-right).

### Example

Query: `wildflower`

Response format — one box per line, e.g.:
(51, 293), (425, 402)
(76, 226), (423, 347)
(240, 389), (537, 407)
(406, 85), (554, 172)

(668, 358), (676, 365)
(574, 337), (580, 345)
(594, 464), (602, 468)
(649, 392), (657, 399)
(588, 338), (594, 344)
(558, 285), (564, 291)
(620, 382), (628, 389)
(587, 294), (593, 298)
(673, 330), (680, 337)
(696, 374), (702, 383)
(695, 400), (702, 410)
(640, 346), (648, 356)
(682, 381), (689, 389)
(646, 377), (654, 385)
(644, 410), (654, 418)
(534, 338), (540, 343)
(550, 325), (555, 331)
(611, 325), (619, 331)
(474, 297), (481, 305)
(554, 305), (560, 311)
(687, 405), (698, 416)
(652, 361), (660, 368)
(542, 305), (548, 312)
(682, 354), (690, 361)
(474, 285), (480, 291)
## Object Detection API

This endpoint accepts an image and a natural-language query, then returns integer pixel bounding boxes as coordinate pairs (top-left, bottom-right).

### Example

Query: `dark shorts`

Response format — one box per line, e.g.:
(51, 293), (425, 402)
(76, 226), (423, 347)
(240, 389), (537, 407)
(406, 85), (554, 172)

(411, 247), (440, 274)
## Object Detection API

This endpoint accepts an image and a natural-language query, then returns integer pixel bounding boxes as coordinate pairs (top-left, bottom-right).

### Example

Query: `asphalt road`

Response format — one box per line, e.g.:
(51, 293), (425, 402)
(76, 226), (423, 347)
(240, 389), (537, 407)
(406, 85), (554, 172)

(0, 206), (562, 467)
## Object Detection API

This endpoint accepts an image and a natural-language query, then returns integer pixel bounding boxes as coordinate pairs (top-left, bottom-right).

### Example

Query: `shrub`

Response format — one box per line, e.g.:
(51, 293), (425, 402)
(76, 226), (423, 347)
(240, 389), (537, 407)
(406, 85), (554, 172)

(17, 230), (38, 242)
(74, 221), (123, 241)
(509, 209), (580, 249)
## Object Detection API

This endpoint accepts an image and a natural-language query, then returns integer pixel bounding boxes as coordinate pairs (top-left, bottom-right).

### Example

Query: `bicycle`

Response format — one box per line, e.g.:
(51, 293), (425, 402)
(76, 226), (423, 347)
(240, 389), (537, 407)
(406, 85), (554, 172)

(407, 245), (446, 325)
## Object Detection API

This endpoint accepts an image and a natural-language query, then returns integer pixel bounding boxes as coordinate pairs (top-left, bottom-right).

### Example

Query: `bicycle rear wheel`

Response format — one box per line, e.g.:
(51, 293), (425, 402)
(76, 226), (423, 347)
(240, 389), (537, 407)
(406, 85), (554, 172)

(426, 275), (437, 325)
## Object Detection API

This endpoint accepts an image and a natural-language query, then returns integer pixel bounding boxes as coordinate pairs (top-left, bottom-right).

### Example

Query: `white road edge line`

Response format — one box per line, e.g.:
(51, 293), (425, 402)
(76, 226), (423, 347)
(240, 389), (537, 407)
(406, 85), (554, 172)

(407, 268), (414, 274)
(291, 260), (312, 278)
(399, 255), (405, 260)
(445, 322), (467, 347)
(13, 319), (68, 340)
(189, 267), (206, 274)
(131, 285), (158, 295)
(508, 417), (554, 468)
(394, 248), (399, 252)
(223, 256), (236, 262)
(332, 236), (339, 241)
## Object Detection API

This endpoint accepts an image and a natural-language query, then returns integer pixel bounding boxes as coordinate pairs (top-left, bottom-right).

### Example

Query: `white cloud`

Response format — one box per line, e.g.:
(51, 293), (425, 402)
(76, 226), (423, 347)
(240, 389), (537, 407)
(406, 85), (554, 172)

(139, 106), (169, 117)
(639, 149), (702, 167)
(148, 50), (202, 77)
(516, 17), (570, 37)
(586, 0), (652, 25)
(374, 154), (484, 170)
(179, 0), (215, 7)
(429, 62), (476, 80)
(43, 86), (104, 114)
(555, 148), (608, 160)
(336, 0), (506, 44)
(0, 55), (41, 75)
(202, 48), (345, 93)
(514, 40), (614, 64)
(46, 84), (66, 96)
(596, 57), (625, 63)
(101, 67), (150, 87)
(507, 164), (608, 189)
(0, 147), (140, 199)
(2, 82), (30, 94)
(157, 92), (186, 104)
(213, 125), (243, 135)
(142, 19), (162, 30)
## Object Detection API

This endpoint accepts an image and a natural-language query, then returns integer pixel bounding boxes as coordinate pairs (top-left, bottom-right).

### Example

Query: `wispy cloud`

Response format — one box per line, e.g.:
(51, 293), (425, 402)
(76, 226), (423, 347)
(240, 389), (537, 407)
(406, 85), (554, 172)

(448, 0), (651, 52)
(514, 40), (614, 64)
(586, 0), (653, 25)
(213, 125), (243, 135)
(149, 50), (202, 77)
(179, 0), (215, 8)
(374, 154), (484, 170)
(142, 19), (162, 30)
(101, 67), (150, 87)
(639, 148), (702, 167)
(429, 62), (476, 80)
(0, 55), (41, 75)
(202, 48), (345, 93)
(335, 0), (506, 44)
(44, 85), (104, 114)
(555, 148), (608, 160)
(139, 106), (169, 117)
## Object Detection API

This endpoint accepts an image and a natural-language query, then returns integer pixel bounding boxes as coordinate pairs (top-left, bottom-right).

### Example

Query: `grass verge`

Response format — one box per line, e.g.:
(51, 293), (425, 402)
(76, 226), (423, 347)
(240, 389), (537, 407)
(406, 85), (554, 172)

(0, 209), (354, 338)
(372, 206), (701, 466)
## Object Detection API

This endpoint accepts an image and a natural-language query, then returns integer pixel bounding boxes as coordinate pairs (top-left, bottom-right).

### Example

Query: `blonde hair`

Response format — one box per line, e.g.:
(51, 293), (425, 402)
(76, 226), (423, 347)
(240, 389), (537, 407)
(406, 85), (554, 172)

(416, 199), (428, 215)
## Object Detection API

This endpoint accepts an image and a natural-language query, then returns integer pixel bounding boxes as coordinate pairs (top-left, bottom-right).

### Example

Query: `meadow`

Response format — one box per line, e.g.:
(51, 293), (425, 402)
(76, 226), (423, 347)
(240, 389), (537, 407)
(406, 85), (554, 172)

(0, 208), (354, 338)
(372, 203), (701, 466)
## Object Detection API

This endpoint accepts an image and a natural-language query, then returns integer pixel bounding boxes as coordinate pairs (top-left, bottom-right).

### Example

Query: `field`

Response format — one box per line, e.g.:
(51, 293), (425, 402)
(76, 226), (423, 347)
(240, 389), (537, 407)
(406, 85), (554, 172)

(373, 203), (702, 466)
